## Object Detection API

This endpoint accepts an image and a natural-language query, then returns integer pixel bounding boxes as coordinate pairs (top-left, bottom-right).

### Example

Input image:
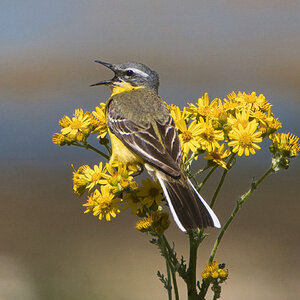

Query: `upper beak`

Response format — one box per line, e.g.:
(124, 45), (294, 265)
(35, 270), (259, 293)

(90, 60), (116, 87)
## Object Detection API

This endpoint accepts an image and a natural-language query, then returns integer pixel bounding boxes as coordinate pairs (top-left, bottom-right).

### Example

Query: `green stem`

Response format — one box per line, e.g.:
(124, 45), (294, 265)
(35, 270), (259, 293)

(197, 165), (218, 192)
(198, 280), (210, 300)
(160, 235), (179, 300)
(185, 153), (199, 187)
(85, 143), (110, 160)
(185, 152), (196, 171)
(209, 167), (273, 263)
(73, 142), (110, 160)
(166, 261), (172, 300)
(103, 142), (112, 155)
(171, 267), (179, 300)
(192, 165), (210, 178)
(210, 154), (236, 208)
(187, 230), (200, 300)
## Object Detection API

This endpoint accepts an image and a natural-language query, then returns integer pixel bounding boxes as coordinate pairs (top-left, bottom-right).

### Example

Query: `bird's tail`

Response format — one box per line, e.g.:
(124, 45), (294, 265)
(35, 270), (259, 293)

(157, 174), (220, 232)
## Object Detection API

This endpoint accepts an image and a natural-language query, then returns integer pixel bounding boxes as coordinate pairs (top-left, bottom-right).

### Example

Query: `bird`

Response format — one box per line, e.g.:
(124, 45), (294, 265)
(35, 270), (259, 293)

(91, 60), (220, 232)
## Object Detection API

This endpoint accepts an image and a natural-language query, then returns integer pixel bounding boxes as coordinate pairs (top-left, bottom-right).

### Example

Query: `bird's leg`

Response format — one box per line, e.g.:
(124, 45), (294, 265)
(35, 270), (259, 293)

(129, 163), (144, 177)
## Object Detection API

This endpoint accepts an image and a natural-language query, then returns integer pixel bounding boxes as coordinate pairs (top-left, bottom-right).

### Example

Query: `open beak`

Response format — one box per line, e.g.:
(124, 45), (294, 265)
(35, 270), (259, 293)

(90, 60), (116, 87)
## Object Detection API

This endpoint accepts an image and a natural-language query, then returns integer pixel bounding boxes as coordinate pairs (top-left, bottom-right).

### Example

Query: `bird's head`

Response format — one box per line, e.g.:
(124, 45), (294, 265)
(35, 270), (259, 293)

(91, 61), (159, 94)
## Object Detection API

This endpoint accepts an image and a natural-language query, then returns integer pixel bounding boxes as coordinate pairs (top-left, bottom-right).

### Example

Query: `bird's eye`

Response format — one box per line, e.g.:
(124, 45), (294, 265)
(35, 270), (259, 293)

(125, 70), (134, 76)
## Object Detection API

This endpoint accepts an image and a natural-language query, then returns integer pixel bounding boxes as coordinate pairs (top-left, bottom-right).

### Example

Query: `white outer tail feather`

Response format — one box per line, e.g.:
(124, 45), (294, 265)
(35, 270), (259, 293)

(157, 176), (187, 232)
(187, 178), (221, 228)
(157, 175), (221, 231)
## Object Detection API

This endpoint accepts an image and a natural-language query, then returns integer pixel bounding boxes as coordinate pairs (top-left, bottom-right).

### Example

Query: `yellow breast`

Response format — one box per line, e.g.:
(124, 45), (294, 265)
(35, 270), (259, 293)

(108, 129), (143, 165)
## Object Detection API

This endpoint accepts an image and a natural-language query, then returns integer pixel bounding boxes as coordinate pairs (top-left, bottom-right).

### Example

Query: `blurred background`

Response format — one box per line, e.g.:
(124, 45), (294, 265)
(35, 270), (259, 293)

(1, 1), (299, 299)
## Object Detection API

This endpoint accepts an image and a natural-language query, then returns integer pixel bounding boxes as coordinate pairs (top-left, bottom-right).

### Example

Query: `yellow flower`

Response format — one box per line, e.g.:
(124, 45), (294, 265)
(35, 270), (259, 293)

(227, 109), (255, 129)
(103, 163), (135, 193)
(61, 109), (91, 139)
(52, 133), (66, 146)
(204, 144), (231, 169)
(59, 115), (71, 128)
(223, 92), (243, 112)
(136, 215), (153, 232)
(83, 185), (121, 221)
(256, 94), (272, 112)
(270, 132), (300, 158)
(198, 118), (224, 152)
(201, 261), (228, 281)
(91, 103), (108, 139)
(218, 269), (228, 279)
(235, 91), (271, 112)
(228, 122), (263, 156)
(209, 98), (228, 122)
(82, 162), (108, 192)
(122, 191), (143, 215)
(75, 131), (85, 142)
(137, 178), (163, 208)
(251, 110), (268, 125)
(167, 104), (188, 125)
(72, 165), (89, 196)
(136, 211), (170, 234)
(262, 113), (282, 135)
(177, 119), (202, 155)
(188, 93), (217, 119)
(226, 91), (237, 102)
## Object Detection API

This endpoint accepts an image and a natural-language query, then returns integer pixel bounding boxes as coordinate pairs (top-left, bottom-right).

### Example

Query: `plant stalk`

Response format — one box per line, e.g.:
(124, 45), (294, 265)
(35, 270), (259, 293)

(73, 142), (110, 160)
(209, 167), (273, 263)
(210, 154), (236, 208)
(166, 261), (172, 300)
(159, 235), (179, 300)
(187, 230), (200, 300)
(197, 165), (218, 192)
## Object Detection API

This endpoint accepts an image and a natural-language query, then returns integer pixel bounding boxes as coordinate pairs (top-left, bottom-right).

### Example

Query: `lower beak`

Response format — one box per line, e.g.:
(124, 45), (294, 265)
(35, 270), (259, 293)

(90, 60), (116, 87)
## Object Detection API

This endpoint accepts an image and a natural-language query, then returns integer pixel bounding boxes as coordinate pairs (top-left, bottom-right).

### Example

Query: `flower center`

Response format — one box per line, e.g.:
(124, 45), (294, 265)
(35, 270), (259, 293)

(235, 120), (248, 128)
(239, 134), (252, 146)
(131, 194), (140, 203)
(99, 197), (112, 209)
(91, 173), (101, 182)
(182, 131), (193, 142)
(149, 187), (159, 197)
(119, 178), (130, 188)
(210, 152), (221, 160)
(70, 119), (82, 130)
(110, 174), (122, 185)
(245, 95), (256, 103)
(201, 128), (214, 142)
(197, 106), (210, 116)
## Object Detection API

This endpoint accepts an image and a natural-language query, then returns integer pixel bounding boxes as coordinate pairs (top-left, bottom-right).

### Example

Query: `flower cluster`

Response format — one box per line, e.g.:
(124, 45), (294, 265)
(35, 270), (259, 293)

(136, 211), (170, 235)
(123, 178), (163, 214)
(201, 261), (228, 281)
(269, 132), (299, 171)
(52, 90), (300, 300)
(53, 92), (299, 231)
(52, 104), (108, 146)
(167, 91), (298, 169)
(71, 160), (166, 234)
(269, 132), (299, 158)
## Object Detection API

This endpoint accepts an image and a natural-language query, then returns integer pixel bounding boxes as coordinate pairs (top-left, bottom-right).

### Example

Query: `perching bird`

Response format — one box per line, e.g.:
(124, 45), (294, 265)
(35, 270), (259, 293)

(91, 61), (220, 232)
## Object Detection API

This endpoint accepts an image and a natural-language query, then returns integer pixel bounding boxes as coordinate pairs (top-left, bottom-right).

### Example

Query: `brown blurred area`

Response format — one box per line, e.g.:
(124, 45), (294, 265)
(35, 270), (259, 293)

(1, 1), (299, 299)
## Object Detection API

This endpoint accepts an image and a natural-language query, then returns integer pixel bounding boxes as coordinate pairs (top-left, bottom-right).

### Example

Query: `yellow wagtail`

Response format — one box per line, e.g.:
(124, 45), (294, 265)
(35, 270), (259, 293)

(91, 61), (220, 231)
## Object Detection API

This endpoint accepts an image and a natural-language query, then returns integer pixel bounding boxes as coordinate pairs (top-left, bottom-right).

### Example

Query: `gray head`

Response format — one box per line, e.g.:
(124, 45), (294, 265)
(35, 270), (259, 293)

(91, 61), (160, 93)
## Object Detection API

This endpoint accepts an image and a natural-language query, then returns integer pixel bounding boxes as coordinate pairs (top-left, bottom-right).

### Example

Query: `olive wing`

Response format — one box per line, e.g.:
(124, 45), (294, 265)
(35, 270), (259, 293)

(107, 107), (182, 178)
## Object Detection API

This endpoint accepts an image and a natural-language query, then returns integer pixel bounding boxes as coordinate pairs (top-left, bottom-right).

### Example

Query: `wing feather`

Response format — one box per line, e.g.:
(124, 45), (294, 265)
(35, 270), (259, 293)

(107, 98), (182, 178)
(156, 115), (181, 167)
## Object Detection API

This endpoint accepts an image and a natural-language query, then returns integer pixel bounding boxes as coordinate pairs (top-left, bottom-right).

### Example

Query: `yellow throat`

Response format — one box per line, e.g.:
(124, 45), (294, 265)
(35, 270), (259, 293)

(110, 82), (144, 96)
